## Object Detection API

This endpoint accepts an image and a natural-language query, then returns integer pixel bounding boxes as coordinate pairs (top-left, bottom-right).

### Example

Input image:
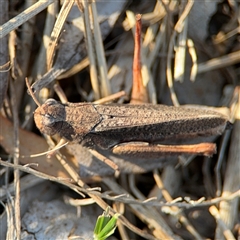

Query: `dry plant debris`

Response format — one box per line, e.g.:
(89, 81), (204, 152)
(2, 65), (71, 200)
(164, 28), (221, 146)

(0, 1), (240, 240)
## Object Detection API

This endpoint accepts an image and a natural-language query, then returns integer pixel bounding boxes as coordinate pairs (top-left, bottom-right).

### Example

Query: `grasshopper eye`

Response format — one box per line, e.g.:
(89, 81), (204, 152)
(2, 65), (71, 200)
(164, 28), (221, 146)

(45, 98), (58, 106)
(43, 113), (56, 126)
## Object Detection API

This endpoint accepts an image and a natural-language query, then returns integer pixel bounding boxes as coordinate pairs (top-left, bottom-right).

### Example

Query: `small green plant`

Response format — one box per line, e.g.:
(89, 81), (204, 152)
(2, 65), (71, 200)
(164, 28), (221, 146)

(93, 207), (120, 240)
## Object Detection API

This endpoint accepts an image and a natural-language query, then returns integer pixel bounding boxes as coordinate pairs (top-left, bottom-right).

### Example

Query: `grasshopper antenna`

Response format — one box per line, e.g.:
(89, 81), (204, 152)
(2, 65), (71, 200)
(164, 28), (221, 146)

(25, 77), (41, 107)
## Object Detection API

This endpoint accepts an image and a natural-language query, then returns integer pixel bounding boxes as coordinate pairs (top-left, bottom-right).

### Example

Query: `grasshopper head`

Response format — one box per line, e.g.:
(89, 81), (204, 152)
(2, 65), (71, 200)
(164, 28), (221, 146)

(34, 98), (65, 136)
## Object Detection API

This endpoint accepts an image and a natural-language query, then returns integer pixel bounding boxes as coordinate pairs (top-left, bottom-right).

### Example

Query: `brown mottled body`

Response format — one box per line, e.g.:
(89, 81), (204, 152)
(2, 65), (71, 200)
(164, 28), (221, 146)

(34, 99), (230, 150)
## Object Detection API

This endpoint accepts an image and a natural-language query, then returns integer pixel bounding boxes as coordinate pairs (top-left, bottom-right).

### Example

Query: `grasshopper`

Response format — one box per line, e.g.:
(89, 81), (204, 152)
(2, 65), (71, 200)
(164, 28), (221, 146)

(33, 97), (231, 157)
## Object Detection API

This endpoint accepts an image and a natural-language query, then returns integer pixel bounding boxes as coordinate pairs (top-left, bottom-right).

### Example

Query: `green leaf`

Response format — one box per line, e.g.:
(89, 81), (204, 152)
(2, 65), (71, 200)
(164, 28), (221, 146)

(94, 215), (111, 235)
(93, 208), (120, 240)
(97, 213), (120, 239)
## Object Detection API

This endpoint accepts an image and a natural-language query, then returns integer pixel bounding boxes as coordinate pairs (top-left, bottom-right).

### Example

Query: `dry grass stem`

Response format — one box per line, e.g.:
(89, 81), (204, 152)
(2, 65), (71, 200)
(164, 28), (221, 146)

(5, 201), (15, 239)
(197, 50), (240, 73)
(188, 39), (197, 81)
(153, 170), (203, 240)
(90, 0), (111, 97)
(166, 1), (194, 106)
(209, 205), (236, 240)
(93, 90), (126, 104)
(0, 0), (9, 109)
(47, 0), (74, 69)
(1, 159), (239, 208)
(9, 80), (21, 240)
(0, 0), (54, 38)
(53, 83), (68, 103)
(63, 196), (95, 206)
(216, 89), (240, 239)
(82, 1), (100, 99)
(174, 9), (188, 83)
(57, 57), (89, 80)
(33, 2), (58, 78)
